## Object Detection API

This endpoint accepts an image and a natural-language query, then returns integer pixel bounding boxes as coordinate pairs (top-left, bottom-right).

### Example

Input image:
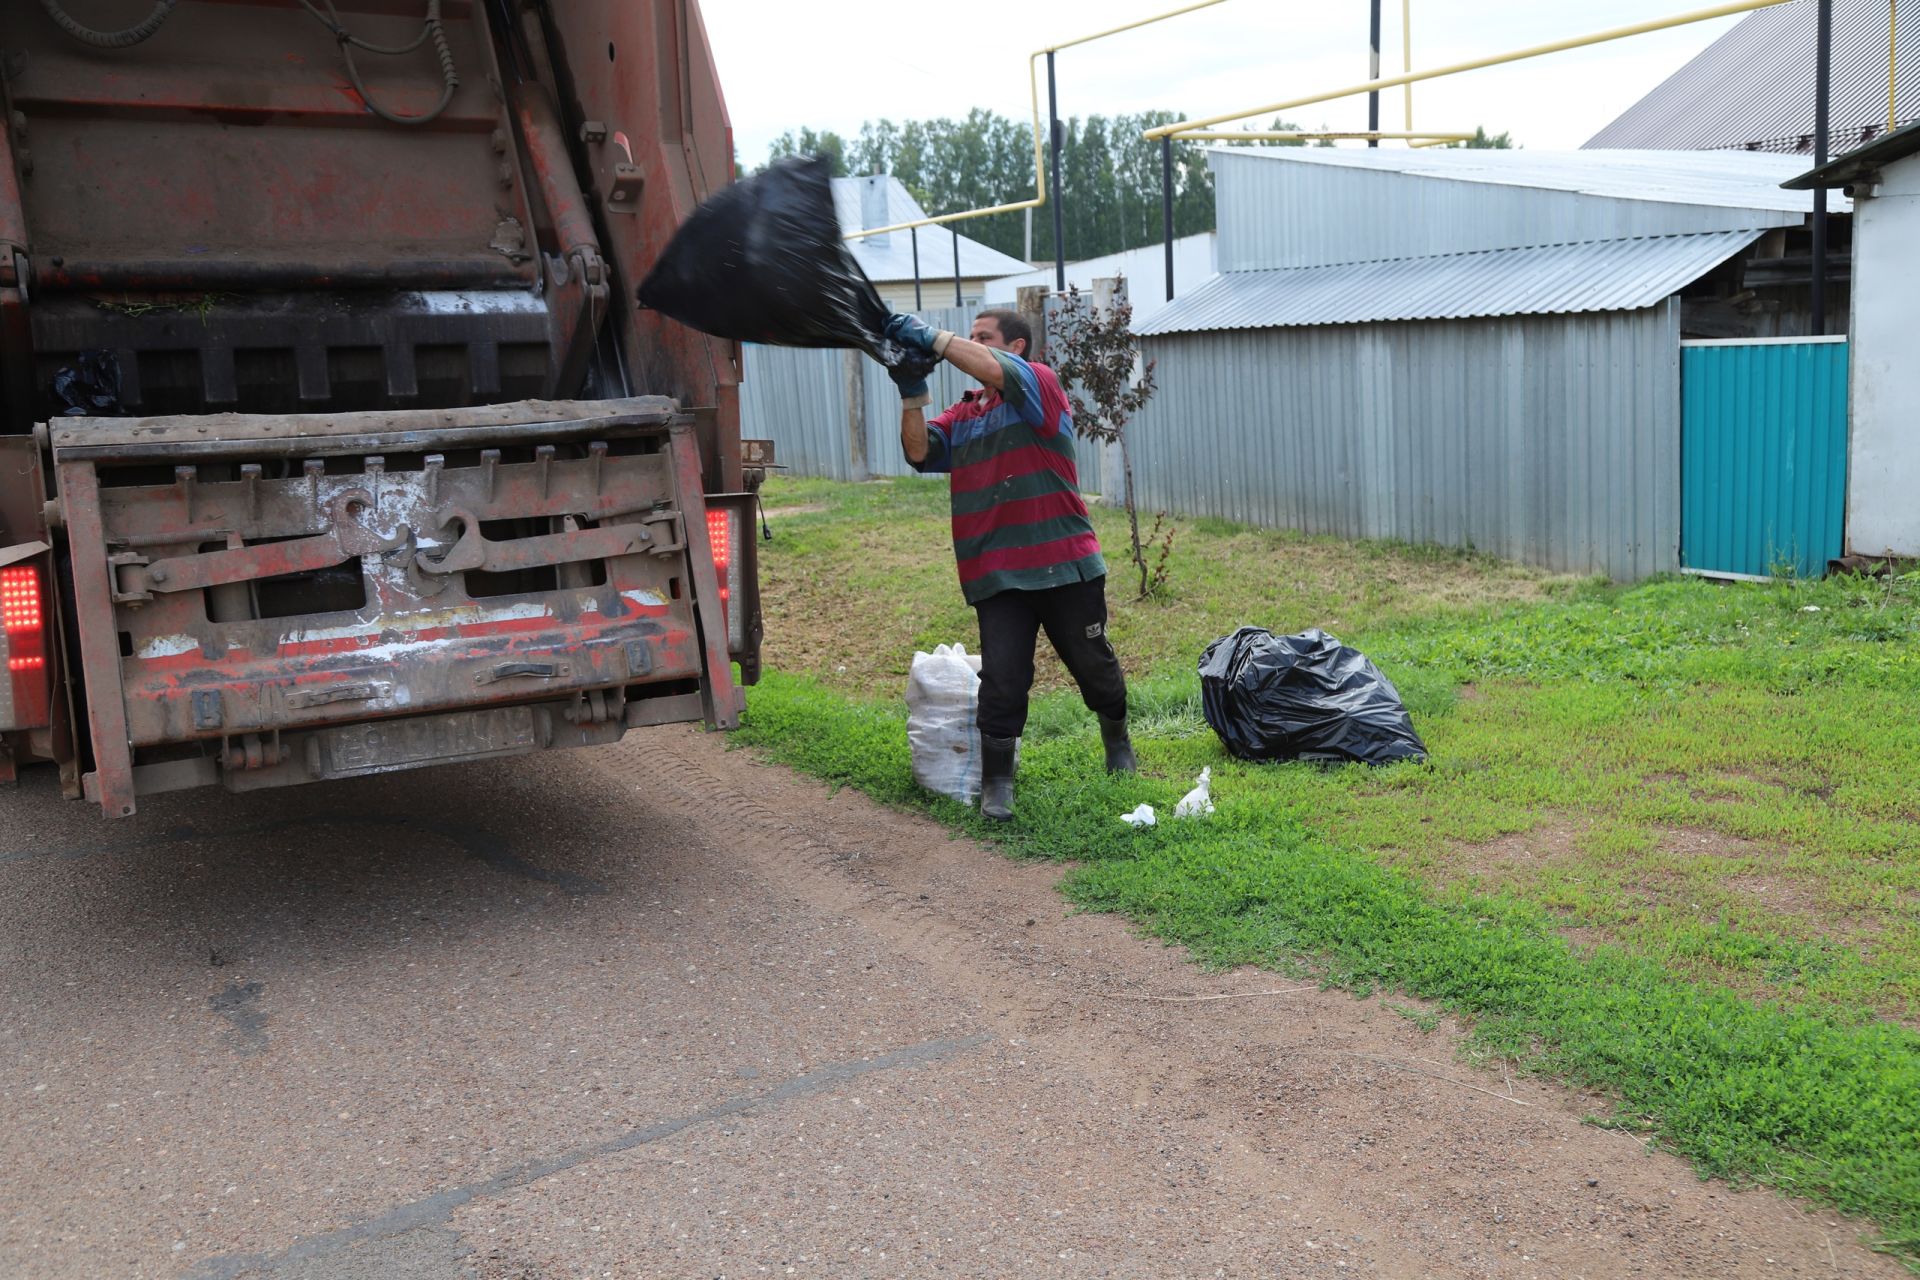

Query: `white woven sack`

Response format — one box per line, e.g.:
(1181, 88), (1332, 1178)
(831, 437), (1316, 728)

(905, 642), (983, 805)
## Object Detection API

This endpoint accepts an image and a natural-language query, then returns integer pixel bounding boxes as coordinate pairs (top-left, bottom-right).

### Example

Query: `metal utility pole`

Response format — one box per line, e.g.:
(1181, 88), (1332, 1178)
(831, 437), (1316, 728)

(1812, 0), (1833, 333)
(1368, 0), (1383, 146)
(953, 227), (963, 306)
(1162, 136), (1175, 300)
(911, 226), (922, 310)
(1048, 50), (1066, 290)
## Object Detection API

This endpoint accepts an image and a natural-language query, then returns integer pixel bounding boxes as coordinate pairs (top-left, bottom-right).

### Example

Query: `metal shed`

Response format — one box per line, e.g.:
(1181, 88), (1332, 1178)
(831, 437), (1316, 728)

(1129, 148), (1847, 580)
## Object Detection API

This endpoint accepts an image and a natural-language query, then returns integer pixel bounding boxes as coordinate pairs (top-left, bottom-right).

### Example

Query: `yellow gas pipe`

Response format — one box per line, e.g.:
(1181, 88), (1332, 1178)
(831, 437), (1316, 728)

(1144, 0), (1799, 141)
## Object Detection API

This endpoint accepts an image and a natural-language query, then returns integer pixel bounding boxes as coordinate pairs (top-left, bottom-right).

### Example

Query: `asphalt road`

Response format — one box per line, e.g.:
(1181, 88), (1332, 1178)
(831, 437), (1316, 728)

(0, 727), (1899, 1279)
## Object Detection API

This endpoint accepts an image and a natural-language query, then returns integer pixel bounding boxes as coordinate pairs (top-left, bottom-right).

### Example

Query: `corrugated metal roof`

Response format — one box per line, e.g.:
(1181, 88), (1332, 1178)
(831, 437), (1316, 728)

(1136, 230), (1762, 335)
(982, 233), (1218, 324)
(1209, 146), (1846, 213)
(1586, 0), (1918, 153)
(831, 177), (1030, 283)
(1783, 118), (1920, 186)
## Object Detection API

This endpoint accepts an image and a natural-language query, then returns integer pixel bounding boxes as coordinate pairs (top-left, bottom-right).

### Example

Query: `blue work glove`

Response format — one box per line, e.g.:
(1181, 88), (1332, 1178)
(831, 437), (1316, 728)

(888, 348), (940, 408)
(884, 313), (955, 358)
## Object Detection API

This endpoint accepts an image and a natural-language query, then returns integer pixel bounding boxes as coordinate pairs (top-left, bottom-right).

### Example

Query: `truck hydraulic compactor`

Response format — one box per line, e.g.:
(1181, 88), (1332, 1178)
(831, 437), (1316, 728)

(0, 0), (768, 817)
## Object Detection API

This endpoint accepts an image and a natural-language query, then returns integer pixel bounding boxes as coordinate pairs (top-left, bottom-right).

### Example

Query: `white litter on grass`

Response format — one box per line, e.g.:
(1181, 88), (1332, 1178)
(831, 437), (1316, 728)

(1120, 803), (1157, 828)
(1174, 767), (1214, 818)
(1801, 605), (1823, 613)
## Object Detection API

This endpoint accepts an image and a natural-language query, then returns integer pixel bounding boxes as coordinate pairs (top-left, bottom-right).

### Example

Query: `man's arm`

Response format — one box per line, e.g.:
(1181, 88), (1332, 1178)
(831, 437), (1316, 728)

(889, 347), (947, 468)
(901, 403), (930, 465)
(885, 315), (1007, 391)
(940, 335), (1007, 390)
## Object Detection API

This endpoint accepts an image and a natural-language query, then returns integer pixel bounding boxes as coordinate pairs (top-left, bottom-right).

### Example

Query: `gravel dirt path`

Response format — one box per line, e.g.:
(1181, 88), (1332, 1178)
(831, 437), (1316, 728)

(0, 727), (1897, 1278)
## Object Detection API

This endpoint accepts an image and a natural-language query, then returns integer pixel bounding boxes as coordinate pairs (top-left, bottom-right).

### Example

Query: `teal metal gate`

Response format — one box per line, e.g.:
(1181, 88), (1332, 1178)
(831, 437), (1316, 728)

(1681, 337), (1849, 580)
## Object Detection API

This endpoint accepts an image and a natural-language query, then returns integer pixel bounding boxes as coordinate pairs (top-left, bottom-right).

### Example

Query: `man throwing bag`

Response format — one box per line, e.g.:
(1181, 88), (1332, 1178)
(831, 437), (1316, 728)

(887, 308), (1135, 821)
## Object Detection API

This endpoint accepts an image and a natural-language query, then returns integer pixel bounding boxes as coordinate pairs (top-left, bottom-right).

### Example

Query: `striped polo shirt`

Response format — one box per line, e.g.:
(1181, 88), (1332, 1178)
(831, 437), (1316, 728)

(909, 350), (1106, 604)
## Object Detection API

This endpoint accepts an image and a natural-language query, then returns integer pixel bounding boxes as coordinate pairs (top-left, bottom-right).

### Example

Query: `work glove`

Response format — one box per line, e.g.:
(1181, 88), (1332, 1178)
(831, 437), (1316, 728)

(884, 313), (954, 358)
(888, 348), (940, 409)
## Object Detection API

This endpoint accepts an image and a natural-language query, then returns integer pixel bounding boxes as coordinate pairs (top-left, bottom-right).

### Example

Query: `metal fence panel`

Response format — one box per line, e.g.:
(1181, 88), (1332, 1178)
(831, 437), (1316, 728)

(740, 307), (982, 481)
(1681, 337), (1850, 578)
(739, 344), (852, 481)
(1126, 304), (1683, 581)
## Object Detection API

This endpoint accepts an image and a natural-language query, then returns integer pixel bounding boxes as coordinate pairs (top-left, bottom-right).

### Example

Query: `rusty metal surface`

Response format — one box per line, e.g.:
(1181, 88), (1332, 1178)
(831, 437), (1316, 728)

(48, 397), (679, 461)
(539, 1), (745, 493)
(26, 288), (558, 419)
(52, 397), (735, 816)
(667, 419), (739, 729)
(512, 85), (610, 399)
(1, 0), (537, 293)
(0, 109), (27, 427)
(2, 2), (763, 807)
(52, 460), (135, 818)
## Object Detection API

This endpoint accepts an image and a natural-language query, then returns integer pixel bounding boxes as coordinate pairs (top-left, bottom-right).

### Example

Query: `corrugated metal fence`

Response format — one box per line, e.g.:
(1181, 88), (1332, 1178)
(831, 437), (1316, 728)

(741, 307), (978, 481)
(746, 298), (1722, 583)
(1125, 304), (1684, 581)
(1680, 336), (1849, 579)
(738, 345), (852, 480)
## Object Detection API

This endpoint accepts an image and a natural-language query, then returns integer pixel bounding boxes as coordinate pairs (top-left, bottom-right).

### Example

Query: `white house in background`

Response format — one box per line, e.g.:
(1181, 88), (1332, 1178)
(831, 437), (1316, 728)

(983, 233), (1218, 327)
(1786, 122), (1920, 560)
(832, 176), (1029, 314)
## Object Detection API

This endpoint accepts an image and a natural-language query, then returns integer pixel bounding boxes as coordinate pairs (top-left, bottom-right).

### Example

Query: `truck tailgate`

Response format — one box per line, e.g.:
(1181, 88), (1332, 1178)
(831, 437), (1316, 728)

(50, 398), (738, 817)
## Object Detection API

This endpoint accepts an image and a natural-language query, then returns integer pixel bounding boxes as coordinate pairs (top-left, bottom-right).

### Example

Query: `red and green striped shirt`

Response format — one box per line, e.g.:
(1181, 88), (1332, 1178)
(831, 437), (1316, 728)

(910, 351), (1106, 605)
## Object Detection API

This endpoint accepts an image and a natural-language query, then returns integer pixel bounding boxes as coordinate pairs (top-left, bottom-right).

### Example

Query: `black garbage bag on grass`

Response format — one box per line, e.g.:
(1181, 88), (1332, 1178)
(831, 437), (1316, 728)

(1199, 626), (1427, 766)
(637, 155), (912, 368)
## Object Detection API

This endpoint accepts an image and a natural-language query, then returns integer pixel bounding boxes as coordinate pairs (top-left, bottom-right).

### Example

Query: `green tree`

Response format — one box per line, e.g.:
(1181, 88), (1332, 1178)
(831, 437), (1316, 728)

(763, 128), (850, 175)
(1448, 125), (1516, 149)
(761, 110), (1332, 263)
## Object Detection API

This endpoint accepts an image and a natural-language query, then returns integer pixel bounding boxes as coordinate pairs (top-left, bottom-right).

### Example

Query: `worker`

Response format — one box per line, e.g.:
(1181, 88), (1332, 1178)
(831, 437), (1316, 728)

(886, 308), (1134, 822)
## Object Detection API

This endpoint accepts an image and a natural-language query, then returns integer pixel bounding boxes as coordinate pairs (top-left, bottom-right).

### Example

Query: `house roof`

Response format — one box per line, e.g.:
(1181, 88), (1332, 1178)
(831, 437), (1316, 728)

(831, 176), (1029, 283)
(1782, 119), (1920, 187)
(1134, 229), (1763, 336)
(1584, 0), (1918, 154)
(1206, 146), (1846, 214)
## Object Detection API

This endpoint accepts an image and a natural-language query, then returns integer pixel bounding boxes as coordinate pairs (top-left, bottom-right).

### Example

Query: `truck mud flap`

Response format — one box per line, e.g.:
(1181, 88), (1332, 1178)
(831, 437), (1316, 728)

(51, 398), (739, 817)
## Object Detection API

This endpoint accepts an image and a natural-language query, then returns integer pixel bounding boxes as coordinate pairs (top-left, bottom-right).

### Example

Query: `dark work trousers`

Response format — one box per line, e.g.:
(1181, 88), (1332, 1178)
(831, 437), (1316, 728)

(973, 576), (1128, 740)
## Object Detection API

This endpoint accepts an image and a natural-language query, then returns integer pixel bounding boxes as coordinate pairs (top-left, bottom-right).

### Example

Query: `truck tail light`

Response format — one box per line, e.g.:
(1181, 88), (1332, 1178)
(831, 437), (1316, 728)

(706, 506), (744, 653)
(2, 565), (51, 728)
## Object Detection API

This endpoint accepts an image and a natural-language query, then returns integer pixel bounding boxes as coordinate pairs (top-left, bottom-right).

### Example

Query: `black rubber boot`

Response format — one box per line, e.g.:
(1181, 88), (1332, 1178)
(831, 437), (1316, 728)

(1099, 714), (1138, 775)
(980, 734), (1017, 821)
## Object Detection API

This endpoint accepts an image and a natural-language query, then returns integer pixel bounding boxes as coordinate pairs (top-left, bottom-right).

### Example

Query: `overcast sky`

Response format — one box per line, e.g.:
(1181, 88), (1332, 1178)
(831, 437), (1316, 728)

(703, 0), (1751, 170)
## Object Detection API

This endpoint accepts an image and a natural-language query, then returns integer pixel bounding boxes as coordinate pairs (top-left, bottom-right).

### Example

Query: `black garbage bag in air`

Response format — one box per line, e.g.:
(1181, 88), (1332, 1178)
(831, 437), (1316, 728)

(52, 350), (126, 417)
(637, 155), (911, 367)
(1198, 626), (1427, 766)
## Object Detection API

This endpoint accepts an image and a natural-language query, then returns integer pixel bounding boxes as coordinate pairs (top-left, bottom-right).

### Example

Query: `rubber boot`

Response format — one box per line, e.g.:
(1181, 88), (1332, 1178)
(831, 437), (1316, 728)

(980, 734), (1017, 821)
(1099, 714), (1138, 775)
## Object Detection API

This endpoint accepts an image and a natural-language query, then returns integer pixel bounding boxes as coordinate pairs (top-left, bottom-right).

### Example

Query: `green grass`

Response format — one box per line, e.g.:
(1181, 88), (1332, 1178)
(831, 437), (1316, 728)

(739, 477), (1920, 1259)
(755, 475), (1563, 695)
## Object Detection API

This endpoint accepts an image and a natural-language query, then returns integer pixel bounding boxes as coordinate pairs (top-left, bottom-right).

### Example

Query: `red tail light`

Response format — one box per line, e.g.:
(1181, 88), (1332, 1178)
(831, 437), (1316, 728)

(1, 564), (50, 728)
(705, 506), (744, 653)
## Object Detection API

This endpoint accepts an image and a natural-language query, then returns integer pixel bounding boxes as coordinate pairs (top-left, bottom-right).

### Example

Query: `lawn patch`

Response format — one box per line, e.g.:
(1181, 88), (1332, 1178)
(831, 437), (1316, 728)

(738, 478), (1920, 1261)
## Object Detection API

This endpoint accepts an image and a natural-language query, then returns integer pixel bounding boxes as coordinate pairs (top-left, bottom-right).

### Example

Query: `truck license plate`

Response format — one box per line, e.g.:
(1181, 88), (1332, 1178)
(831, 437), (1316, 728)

(319, 706), (540, 778)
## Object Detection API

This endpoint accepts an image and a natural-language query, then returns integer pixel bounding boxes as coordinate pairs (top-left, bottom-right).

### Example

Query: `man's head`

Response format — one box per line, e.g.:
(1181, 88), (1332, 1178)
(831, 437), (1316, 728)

(971, 309), (1032, 358)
